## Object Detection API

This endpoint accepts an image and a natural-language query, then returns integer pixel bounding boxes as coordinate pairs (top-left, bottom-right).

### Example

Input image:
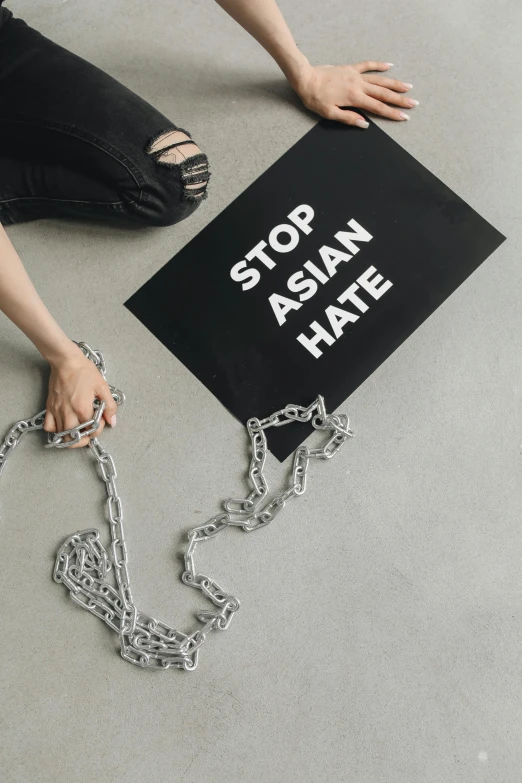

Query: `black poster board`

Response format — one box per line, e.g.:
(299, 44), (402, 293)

(125, 118), (506, 461)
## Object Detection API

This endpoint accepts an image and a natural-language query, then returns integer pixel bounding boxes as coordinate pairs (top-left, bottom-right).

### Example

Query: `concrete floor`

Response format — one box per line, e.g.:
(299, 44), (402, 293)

(1, 1), (521, 781)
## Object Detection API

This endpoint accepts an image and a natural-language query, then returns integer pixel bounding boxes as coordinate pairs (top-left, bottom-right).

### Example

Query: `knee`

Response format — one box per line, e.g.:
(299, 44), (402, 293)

(143, 128), (210, 227)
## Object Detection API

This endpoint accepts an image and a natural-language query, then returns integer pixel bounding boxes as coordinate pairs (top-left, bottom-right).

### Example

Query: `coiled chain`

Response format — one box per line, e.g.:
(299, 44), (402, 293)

(0, 341), (353, 671)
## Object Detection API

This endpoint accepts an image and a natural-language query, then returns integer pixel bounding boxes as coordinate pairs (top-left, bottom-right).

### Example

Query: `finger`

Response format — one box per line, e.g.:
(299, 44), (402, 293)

(43, 409), (57, 433)
(362, 74), (412, 92)
(96, 383), (118, 427)
(352, 61), (393, 74)
(327, 108), (370, 128)
(70, 436), (91, 449)
(355, 93), (411, 122)
(67, 398), (96, 449)
(364, 83), (418, 109)
(75, 397), (99, 447)
(48, 408), (68, 445)
(60, 409), (82, 448)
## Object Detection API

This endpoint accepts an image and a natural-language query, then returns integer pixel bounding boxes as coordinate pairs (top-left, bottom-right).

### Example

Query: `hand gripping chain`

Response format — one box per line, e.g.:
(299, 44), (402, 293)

(0, 341), (353, 671)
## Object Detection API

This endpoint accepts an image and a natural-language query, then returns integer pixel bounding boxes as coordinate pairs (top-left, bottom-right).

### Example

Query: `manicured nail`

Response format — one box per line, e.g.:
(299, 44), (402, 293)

(408, 99), (419, 106)
(110, 414), (117, 427)
(399, 112), (410, 120)
(385, 63), (394, 67)
(356, 119), (369, 129)
(403, 82), (413, 89)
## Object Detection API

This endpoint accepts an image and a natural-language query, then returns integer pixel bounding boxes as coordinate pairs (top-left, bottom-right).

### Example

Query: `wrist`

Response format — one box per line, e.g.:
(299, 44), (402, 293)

(277, 49), (312, 92)
(40, 336), (85, 367)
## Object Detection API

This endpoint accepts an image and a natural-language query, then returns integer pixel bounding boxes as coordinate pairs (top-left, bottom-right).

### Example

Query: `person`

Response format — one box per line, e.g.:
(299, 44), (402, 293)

(0, 0), (416, 447)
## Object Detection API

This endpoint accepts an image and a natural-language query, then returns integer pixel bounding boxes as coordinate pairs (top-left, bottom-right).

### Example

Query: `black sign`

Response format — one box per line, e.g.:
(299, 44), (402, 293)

(125, 117), (506, 461)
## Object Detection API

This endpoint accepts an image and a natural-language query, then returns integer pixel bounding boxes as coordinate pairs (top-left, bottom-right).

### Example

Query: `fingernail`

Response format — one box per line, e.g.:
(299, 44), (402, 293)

(408, 99), (419, 106)
(403, 82), (413, 89)
(385, 63), (394, 67)
(110, 414), (117, 427)
(355, 119), (369, 129)
(399, 112), (410, 120)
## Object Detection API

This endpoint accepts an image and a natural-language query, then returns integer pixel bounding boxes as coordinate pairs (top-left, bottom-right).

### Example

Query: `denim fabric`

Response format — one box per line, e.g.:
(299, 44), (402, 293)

(0, 5), (12, 33)
(0, 7), (209, 226)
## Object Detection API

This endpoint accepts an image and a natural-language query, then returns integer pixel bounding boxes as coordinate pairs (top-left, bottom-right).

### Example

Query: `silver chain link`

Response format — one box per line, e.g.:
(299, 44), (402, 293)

(0, 341), (353, 670)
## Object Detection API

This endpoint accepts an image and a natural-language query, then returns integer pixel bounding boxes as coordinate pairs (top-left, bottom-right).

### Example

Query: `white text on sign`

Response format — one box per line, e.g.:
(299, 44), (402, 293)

(229, 205), (393, 358)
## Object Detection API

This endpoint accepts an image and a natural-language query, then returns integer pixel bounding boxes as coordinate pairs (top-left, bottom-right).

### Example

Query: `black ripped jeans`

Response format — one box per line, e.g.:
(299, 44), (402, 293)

(0, 6), (210, 227)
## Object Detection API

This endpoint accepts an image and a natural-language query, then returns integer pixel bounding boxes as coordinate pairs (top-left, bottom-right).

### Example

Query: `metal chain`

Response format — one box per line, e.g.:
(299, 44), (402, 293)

(0, 341), (353, 671)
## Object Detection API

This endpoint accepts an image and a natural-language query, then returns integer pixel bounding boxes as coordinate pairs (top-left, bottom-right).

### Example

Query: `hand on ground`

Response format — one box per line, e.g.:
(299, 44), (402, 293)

(294, 61), (418, 127)
(43, 350), (118, 448)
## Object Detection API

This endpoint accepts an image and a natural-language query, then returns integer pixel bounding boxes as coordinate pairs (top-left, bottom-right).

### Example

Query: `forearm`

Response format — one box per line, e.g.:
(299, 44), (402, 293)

(214, 0), (311, 88)
(0, 224), (80, 365)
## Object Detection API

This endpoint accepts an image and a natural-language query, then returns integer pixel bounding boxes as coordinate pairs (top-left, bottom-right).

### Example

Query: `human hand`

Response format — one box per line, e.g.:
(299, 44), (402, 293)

(43, 350), (118, 448)
(293, 61), (418, 128)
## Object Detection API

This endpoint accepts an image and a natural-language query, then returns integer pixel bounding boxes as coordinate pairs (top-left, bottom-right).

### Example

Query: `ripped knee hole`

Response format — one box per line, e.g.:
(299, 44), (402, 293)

(146, 129), (210, 201)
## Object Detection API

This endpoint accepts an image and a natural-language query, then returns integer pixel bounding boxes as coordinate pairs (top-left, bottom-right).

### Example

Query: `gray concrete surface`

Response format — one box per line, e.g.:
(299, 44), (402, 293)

(0, 1), (520, 781)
